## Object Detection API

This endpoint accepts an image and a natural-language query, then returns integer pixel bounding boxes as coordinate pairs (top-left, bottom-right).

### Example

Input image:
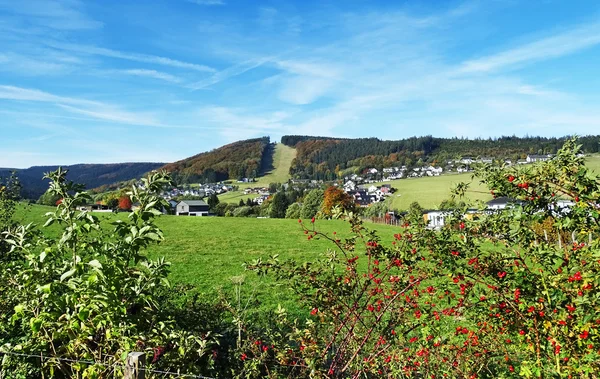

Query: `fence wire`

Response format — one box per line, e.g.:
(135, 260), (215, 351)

(0, 350), (217, 379)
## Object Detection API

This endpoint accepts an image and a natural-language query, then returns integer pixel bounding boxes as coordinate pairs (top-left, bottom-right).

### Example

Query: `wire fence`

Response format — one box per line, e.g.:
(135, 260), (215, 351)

(0, 350), (217, 379)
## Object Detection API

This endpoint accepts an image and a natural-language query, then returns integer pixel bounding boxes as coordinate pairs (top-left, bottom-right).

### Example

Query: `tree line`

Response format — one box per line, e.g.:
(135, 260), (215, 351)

(282, 134), (600, 180)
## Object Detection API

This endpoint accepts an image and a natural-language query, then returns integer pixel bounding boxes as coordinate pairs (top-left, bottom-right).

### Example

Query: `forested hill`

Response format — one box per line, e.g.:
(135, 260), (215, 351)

(1, 162), (164, 199)
(281, 135), (600, 180)
(161, 137), (271, 184)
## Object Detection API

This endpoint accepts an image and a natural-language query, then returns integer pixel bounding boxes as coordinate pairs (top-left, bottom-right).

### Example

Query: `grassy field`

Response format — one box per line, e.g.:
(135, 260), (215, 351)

(586, 154), (600, 173)
(13, 204), (400, 316)
(372, 173), (491, 210)
(219, 143), (295, 203)
(236, 143), (296, 189)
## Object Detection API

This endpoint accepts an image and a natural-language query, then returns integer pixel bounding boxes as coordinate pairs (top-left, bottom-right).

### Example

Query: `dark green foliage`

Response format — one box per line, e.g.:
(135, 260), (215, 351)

(164, 137), (270, 184)
(269, 192), (289, 219)
(280, 135), (340, 147)
(207, 193), (220, 211)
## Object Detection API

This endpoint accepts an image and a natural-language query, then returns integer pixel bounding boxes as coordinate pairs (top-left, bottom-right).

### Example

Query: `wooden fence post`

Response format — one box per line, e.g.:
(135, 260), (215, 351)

(124, 352), (146, 379)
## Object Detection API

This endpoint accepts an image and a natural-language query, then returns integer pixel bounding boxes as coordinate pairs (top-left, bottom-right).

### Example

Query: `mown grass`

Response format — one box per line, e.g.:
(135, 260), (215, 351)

(236, 143), (296, 189)
(586, 154), (600, 173)
(13, 204), (400, 316)
(371, 173), (491, 210)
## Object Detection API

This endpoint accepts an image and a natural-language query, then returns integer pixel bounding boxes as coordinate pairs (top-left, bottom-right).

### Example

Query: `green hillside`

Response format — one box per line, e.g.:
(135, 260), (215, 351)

(163, 137), (271, 183)
(237, 143), (296, 188)
(372, 173), (491, 210)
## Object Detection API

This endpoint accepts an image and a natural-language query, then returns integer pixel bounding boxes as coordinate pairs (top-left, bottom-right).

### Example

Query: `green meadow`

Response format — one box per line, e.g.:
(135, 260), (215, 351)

(13, 204), (400, 316)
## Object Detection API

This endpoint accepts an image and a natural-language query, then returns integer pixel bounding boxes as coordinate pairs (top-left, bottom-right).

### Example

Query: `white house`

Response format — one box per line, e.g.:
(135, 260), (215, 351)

(526, 154), (552, 163)
(176, 200), (210, 216)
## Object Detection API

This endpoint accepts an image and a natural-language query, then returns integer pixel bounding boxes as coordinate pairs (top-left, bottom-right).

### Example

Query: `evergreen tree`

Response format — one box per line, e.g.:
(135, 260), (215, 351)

(269, 192), (289, 219)
(207, 193), (220, 211)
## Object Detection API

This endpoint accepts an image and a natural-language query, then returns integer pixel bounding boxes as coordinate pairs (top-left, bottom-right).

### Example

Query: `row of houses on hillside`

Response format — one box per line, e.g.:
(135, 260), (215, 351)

(160, 183), (233, 201)
(422, 197), (576, 229)
(342, 183), (393, 207)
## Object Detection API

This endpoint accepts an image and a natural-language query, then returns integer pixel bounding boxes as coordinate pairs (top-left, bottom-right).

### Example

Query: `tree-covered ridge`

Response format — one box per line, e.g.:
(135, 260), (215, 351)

(162, 137), (271, 184)
(283, 135), (600, 180)
(280, 135), (343, 147)
(0, 162), (164, 200)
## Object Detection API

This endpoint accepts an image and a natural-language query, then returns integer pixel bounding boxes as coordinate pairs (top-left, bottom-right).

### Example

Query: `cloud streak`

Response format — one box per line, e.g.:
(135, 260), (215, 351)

(121, 69), (183, 84)
(460, 22), (600, 73)
(46, 42), (215, 73)
(186, 0), (225, 5)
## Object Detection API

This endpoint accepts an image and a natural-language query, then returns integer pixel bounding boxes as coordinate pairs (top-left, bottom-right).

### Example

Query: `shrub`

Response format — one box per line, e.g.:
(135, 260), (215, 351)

(0, 169), (217, 378)
(245, 138), (600, 378)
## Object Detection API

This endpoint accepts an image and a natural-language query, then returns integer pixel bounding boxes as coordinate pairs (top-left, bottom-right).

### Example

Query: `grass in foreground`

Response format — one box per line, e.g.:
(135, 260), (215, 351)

(13, 204), (400, 316)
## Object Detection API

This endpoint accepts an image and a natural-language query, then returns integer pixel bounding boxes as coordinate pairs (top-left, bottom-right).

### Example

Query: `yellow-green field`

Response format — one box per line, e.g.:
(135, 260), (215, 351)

(371, 173), (491, 210)
(586, 154), (600, 173)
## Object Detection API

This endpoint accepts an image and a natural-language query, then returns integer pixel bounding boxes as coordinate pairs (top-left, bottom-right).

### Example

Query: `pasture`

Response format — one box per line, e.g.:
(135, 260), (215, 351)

(13, 204), (400, 316)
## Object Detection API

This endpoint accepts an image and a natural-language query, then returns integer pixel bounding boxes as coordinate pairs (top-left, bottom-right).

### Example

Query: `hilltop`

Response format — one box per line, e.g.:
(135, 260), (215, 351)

(161, 137), (272, 184)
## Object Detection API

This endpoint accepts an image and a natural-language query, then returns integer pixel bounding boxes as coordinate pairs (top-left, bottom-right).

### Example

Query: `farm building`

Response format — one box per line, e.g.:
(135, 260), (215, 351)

(176, 200), (210, 216)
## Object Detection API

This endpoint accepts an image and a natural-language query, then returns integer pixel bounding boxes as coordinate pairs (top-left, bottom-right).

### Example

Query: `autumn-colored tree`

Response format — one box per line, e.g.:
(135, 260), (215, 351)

(321, 186), (354, 217)
(118, 195), (132, 210)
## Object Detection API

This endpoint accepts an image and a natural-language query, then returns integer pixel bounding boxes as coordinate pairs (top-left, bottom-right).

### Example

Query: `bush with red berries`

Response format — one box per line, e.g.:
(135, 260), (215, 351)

(246, 138), (600, 378)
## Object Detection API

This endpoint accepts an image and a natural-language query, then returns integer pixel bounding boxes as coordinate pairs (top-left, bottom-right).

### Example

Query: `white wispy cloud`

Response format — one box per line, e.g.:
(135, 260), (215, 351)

(187, 57), (272, 90)
(121, 69), (183, 84)
(460, 22), (600, 73)
(0, 0), (102, 30)
(0, 52), (73, 75)
(186, 0), (225, 5)
(46, 42), (215, 73)
(0, 85), (165, 127)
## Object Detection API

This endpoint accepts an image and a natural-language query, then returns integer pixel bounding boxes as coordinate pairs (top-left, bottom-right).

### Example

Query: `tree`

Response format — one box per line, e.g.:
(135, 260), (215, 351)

(118, 195), (132, 210)
(239, 199), (245, 207)
(245, 198), (254, 207)
(408, 201), (424, 219)
(207, 193), (220, 211)
(37, 189), (61, 206)
(300, 189), (323, 219)
(321, 186), (355, 217)
(212, 202), (227, 216)
(285, 202), (301, 219)
(269, 192), (289, 219)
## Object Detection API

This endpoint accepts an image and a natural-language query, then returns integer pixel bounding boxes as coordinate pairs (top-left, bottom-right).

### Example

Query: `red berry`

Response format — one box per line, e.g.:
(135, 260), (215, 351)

(508, 175), (515, 182)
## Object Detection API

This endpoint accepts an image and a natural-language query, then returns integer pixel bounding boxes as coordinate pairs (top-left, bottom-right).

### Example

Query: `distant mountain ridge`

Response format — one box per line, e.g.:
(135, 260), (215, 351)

(1, 162), (164, 199)
(7, 134), (600, 199)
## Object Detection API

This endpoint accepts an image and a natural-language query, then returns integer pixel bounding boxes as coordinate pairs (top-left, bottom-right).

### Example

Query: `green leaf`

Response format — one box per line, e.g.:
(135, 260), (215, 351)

(30, 318), (43, 333)
(39, 283), (51, 294)
(13, 304), (24, 314)
(78, 308), (90, 322)
(60, 269), (76, 282)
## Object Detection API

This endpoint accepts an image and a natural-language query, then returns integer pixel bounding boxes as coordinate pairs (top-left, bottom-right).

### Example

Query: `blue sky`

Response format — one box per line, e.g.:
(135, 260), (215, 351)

(1, 0), (600, 168)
